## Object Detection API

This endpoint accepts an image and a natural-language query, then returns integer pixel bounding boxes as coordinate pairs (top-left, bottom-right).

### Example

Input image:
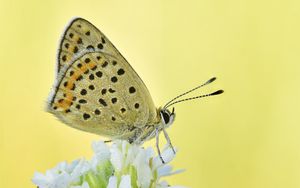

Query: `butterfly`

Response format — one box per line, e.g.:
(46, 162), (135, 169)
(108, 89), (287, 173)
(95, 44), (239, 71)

(47, 17), (223, 162)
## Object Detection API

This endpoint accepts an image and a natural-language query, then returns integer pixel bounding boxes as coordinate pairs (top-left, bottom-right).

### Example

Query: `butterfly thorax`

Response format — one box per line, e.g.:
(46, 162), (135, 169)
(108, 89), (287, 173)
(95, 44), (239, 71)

(127, 107), (176, 144)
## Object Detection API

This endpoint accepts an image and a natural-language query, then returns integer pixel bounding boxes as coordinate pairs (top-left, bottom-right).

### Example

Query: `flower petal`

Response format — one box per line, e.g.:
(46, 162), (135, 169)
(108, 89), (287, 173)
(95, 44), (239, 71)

(133, 149), (153, 188)
(119, 175), (131, 188)
(92, 141), (110, 160)
(153, 146), (177, 169)
(70, 159), (91, 183)
(110, 143), (123, 171)
(70, 181), (90, 188)
(157, 165), (173, 177)
(32, 172), (49, 187)
(106, 176), (117, 188)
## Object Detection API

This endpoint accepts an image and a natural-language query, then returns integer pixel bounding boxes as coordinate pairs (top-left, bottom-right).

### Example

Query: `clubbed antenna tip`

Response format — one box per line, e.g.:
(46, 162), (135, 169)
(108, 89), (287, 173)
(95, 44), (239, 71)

(210, 90), (224, 96)
(206, 77), (217, 84)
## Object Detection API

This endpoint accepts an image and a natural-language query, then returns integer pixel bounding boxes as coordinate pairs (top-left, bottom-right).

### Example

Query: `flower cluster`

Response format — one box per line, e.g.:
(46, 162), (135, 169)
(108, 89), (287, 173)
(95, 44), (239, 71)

(32, 140), (184, 188)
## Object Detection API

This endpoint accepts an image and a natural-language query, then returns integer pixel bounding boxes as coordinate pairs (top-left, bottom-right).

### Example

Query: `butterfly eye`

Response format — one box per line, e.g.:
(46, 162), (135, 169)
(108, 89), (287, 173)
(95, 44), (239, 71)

(161, 111), (170, 124)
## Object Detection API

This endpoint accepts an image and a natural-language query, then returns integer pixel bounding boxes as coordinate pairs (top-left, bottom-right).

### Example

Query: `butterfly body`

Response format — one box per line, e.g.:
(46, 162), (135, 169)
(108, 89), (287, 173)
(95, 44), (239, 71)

(47, 18), (175, 144)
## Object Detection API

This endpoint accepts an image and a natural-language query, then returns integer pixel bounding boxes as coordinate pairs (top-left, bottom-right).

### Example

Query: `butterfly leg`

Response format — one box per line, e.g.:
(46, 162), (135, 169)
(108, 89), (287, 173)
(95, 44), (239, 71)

(156, 128), (165, 164)
(162, 128), (176, 154)
(127, 126), (143, 144)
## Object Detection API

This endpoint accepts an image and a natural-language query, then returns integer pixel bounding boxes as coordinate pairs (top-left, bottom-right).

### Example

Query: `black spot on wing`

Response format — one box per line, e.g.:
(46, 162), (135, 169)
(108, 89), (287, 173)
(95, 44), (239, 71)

(83, 113), (90, 120)
(98, 98), (107, 106)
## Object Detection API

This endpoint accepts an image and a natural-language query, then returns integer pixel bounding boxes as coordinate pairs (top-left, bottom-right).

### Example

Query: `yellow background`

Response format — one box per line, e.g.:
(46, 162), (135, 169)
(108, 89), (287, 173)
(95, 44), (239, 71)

(1, 0), (300, 187)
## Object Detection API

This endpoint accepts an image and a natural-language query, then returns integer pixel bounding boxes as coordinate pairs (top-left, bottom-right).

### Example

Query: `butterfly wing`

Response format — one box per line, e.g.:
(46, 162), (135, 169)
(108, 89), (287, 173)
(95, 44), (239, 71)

(56, 18), (154, 105)
(57, 17), (127, 73)
(50, 17), (159, 139)
(48, 50), (159, 139)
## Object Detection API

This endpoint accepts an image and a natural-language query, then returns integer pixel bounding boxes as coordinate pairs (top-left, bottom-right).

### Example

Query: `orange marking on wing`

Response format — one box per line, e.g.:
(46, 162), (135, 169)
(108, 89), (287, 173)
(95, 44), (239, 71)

(65, 92), (74, 102)
(71, 71), (81, 80)
(66, 80), (75, 90)
(80, 64), (89, 73)
(56, 99), (72, 109)
(88, 62), (97, 69)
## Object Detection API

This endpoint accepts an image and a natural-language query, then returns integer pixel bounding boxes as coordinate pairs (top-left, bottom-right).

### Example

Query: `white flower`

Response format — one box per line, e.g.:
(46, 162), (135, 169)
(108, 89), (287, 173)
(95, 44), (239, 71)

(32, 140), (185, 188)
(70, 182), (90, 188)
(119, 175), (131, 188)
(107, 176), (118, 188)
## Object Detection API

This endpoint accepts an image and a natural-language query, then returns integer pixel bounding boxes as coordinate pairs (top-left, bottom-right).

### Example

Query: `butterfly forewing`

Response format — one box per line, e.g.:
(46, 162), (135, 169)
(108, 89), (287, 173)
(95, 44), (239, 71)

(57, 18), (121, 73)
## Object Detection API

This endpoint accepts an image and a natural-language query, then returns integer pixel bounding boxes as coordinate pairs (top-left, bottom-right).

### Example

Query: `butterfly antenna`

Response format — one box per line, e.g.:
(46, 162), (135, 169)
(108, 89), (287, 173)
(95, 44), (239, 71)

(164, 90), (224, 109)
(163, 77), (217, 109)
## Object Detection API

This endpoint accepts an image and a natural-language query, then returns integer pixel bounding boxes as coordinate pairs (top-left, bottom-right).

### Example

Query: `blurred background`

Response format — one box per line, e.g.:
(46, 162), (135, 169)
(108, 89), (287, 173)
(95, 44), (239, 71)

(1, 0), (300, 187)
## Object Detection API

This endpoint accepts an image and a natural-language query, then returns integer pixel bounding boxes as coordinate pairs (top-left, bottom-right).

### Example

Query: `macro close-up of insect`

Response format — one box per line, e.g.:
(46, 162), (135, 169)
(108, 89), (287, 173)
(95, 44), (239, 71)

(47, 17), (223, 162)
(2, 0), (299, 187)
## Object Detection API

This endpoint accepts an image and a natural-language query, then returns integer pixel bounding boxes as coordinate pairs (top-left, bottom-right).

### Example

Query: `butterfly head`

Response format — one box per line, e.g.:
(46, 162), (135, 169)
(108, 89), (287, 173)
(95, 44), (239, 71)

(159, 107), (176, 128)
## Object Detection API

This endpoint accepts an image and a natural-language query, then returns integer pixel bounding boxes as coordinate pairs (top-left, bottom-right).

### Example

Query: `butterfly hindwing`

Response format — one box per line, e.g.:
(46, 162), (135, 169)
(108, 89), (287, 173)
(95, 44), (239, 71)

(48, 51), (158, 139)
(50, 17), (160, 139)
